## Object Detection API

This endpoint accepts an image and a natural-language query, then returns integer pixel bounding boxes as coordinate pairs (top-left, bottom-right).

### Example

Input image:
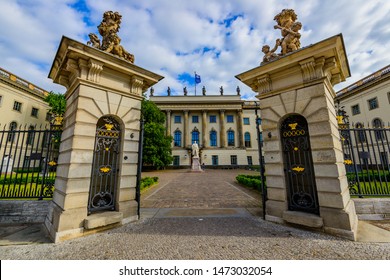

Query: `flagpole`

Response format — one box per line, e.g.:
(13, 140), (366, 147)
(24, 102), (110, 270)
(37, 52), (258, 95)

(194, 71), (197, 96)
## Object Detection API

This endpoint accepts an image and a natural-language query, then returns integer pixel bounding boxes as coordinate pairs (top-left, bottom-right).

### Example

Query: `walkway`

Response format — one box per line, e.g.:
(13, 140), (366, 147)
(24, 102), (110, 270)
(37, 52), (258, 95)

(1, 169), (390, 260)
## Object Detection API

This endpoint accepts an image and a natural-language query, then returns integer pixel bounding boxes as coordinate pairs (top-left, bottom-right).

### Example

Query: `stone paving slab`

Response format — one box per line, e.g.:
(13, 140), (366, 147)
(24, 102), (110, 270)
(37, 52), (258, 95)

(153, 208), (256, 218)
(0, 224), (51, 245)
(1, 169), (390, 249)
(141, 169), (262, 209)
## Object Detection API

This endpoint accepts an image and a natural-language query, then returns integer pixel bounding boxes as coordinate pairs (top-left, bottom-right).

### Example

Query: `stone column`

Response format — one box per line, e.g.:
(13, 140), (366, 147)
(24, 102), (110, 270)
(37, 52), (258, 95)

(236, 35), (358, 241)
(166, 110), (171, 137)
(237, 109), (244, 148)
(45, 36), (163, 242)
(183, 110), (189, 147)
(202, 110), (207, 148)
(219, 110), (226, 148)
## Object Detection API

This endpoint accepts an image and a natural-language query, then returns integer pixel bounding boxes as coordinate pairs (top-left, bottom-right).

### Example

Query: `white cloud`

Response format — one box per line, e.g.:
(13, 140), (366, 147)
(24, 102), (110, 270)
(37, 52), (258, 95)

(0, 0), (389, 98)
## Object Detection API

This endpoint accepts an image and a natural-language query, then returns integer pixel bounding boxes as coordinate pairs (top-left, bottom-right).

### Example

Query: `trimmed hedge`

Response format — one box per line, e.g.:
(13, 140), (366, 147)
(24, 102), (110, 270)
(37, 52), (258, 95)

(140, 176), (159, 191)
(347, 170), (390, 182)
(236, 174), (265, 191)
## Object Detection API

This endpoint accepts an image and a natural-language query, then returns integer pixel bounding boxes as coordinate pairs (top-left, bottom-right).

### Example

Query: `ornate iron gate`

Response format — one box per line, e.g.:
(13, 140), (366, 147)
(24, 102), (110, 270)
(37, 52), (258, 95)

(88, 116), (121, 214)
(281, 114), (319, 214)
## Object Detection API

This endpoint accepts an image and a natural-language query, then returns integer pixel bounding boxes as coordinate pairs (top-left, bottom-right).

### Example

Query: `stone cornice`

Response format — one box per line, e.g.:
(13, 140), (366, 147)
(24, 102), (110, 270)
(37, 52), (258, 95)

(0, 68), (50, 100)
(49, 36), (164, 93)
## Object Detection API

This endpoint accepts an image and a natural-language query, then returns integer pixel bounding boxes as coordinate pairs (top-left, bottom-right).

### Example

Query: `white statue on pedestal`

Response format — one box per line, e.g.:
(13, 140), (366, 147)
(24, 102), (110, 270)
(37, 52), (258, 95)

(192, 141), (199, 158)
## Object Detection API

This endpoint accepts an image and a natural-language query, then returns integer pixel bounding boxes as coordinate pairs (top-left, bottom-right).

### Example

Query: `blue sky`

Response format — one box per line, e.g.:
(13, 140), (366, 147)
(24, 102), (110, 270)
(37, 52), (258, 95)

(1, 0), (389, 100)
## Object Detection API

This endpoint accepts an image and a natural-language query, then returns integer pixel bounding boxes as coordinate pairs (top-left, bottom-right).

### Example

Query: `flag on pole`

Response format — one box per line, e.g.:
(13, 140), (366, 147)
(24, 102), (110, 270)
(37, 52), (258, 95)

(195, 73), (201, 84)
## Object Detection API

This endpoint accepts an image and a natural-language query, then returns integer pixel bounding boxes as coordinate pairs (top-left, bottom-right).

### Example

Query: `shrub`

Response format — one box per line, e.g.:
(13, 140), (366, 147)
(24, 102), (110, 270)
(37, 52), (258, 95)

(236, 174), (265, 191)
(140, 176), (159, 191)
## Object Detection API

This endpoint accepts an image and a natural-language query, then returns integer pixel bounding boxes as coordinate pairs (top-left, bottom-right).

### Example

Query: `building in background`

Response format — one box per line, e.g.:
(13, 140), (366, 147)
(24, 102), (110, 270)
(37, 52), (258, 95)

(0, 67), (51, 129)
(150, 92), (261, 168)
(335, 64), (390, 171)
(335, 64), (390, 126)
(0, 67), (52, 171)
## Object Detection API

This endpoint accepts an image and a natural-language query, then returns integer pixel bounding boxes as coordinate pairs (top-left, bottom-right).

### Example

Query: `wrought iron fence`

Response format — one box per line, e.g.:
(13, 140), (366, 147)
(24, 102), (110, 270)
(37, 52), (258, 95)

(339, 124), (390, 197)
(0, 124), (62, 199)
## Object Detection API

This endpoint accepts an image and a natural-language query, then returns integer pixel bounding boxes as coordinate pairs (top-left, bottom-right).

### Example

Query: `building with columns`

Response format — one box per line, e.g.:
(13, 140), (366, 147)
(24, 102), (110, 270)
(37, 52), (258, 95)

(150, 93), (261, 168)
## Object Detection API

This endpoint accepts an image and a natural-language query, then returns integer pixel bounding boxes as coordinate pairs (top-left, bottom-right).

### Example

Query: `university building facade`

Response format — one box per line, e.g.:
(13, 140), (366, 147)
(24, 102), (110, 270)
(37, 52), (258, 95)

(0, 67), (52, 171)
(150, 93), (261, 168)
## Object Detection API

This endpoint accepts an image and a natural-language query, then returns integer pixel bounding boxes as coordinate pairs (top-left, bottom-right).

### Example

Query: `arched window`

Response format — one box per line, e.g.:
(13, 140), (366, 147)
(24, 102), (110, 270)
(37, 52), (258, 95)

(174, 130), (182, 147)
(355, 122), (365, 143)
(210, 130), (217, 147)
(26, 125), (35, 145)
(7, 122), (17, 142)
(227, 130), (235, 146)
(244, 132), (251, 148)
(372, 118), (384, 140)
(191, 128), (199, 144)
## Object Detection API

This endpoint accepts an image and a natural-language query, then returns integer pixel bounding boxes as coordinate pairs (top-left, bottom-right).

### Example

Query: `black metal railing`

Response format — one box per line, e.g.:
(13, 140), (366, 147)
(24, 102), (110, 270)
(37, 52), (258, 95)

(0, 124), (62, 199)
(339, 124), (390, 197)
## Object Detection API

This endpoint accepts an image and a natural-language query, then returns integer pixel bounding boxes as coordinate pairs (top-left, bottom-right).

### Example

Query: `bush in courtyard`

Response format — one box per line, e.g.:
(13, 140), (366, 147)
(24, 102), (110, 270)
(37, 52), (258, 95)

(140, 176), (159, 191)
(236, 174), (265, 191)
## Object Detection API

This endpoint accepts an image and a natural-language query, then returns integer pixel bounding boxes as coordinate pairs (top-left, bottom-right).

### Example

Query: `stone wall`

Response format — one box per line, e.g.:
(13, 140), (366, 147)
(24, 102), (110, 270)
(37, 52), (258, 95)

(0, 201), (51, 224)
(353, 198), (390, 220)
(1, 199), (389, 224)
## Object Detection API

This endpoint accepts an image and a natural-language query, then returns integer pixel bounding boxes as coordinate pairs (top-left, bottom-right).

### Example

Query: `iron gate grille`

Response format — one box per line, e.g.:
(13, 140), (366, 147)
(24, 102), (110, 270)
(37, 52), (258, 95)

(281, 115), (319, 214)
(88, 117), (121, 214)
(339, 124), (390, 196)
(0, 124), (61, 199)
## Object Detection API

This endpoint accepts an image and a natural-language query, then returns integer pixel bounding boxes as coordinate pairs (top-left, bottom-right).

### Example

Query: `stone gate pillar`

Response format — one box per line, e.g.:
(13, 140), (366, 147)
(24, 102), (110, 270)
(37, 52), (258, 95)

(236, 34), (359, 240)
(45, 36), (163, 242)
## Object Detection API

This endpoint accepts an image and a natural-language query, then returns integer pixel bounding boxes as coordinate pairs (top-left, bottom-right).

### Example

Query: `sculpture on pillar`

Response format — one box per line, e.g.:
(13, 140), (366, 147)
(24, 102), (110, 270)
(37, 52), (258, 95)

(87, 11), (135, 63)
(261, 9), (302, 65)
(183, 87), (188, 96)
(202, 86), (206, 96)
(150, 87), (154, 96)
(220, 86), (224, 95)
(167, 87), (171, 96)
(236, 86), (241, 96)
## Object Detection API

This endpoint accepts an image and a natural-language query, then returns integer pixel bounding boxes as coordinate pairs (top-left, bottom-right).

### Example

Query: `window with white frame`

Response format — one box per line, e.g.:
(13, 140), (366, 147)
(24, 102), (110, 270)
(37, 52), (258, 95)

(210, 130), (217, 147)
(367, 97), (379, 110)
(31, 107), (39, 118)
(13, 101), (22, 112)
(244, 132), (251, 148)
(351, 104), (360, 115)
(231, 155), (237, 165)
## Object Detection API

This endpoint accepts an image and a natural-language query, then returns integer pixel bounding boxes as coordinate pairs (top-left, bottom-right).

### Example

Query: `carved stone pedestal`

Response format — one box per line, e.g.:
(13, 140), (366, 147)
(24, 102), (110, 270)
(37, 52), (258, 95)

(236, 35), (359, 240)
(45, 36), (163, 242)
(191, 157), (203, 172)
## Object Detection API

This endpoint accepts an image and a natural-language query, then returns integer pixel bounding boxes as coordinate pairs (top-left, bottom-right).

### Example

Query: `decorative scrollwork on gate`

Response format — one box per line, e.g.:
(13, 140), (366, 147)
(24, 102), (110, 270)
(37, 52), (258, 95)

(281, 114), (319, 215)
(88, 116), (121, 214)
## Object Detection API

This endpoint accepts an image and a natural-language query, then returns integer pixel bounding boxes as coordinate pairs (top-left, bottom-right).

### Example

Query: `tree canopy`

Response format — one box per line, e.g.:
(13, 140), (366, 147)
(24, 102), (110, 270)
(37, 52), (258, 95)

(44, 91), (66, 116)
(141, 99), (173, 169)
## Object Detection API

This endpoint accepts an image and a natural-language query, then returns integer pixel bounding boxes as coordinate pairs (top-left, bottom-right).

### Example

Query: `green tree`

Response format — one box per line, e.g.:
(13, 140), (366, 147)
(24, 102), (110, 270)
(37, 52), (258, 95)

(141, 99), (173, 169)
(44, 91), (66, 117)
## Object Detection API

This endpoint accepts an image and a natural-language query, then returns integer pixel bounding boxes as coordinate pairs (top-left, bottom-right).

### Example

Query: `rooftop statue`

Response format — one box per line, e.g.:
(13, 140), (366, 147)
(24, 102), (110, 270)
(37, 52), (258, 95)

(87, 11), (135, 63)
(261, 9), (302, 65)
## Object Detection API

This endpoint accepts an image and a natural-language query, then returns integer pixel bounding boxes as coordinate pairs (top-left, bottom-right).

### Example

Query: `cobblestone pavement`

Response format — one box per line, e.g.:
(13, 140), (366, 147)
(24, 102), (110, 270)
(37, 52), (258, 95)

(1, 169), (390, 260)
(141, 169), (262, 209)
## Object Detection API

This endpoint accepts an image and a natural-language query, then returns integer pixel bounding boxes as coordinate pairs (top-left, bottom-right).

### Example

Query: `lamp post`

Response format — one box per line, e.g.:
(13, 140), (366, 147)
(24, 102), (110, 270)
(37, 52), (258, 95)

(254, 102), (267, 220)
(135, 119), (145, 218)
